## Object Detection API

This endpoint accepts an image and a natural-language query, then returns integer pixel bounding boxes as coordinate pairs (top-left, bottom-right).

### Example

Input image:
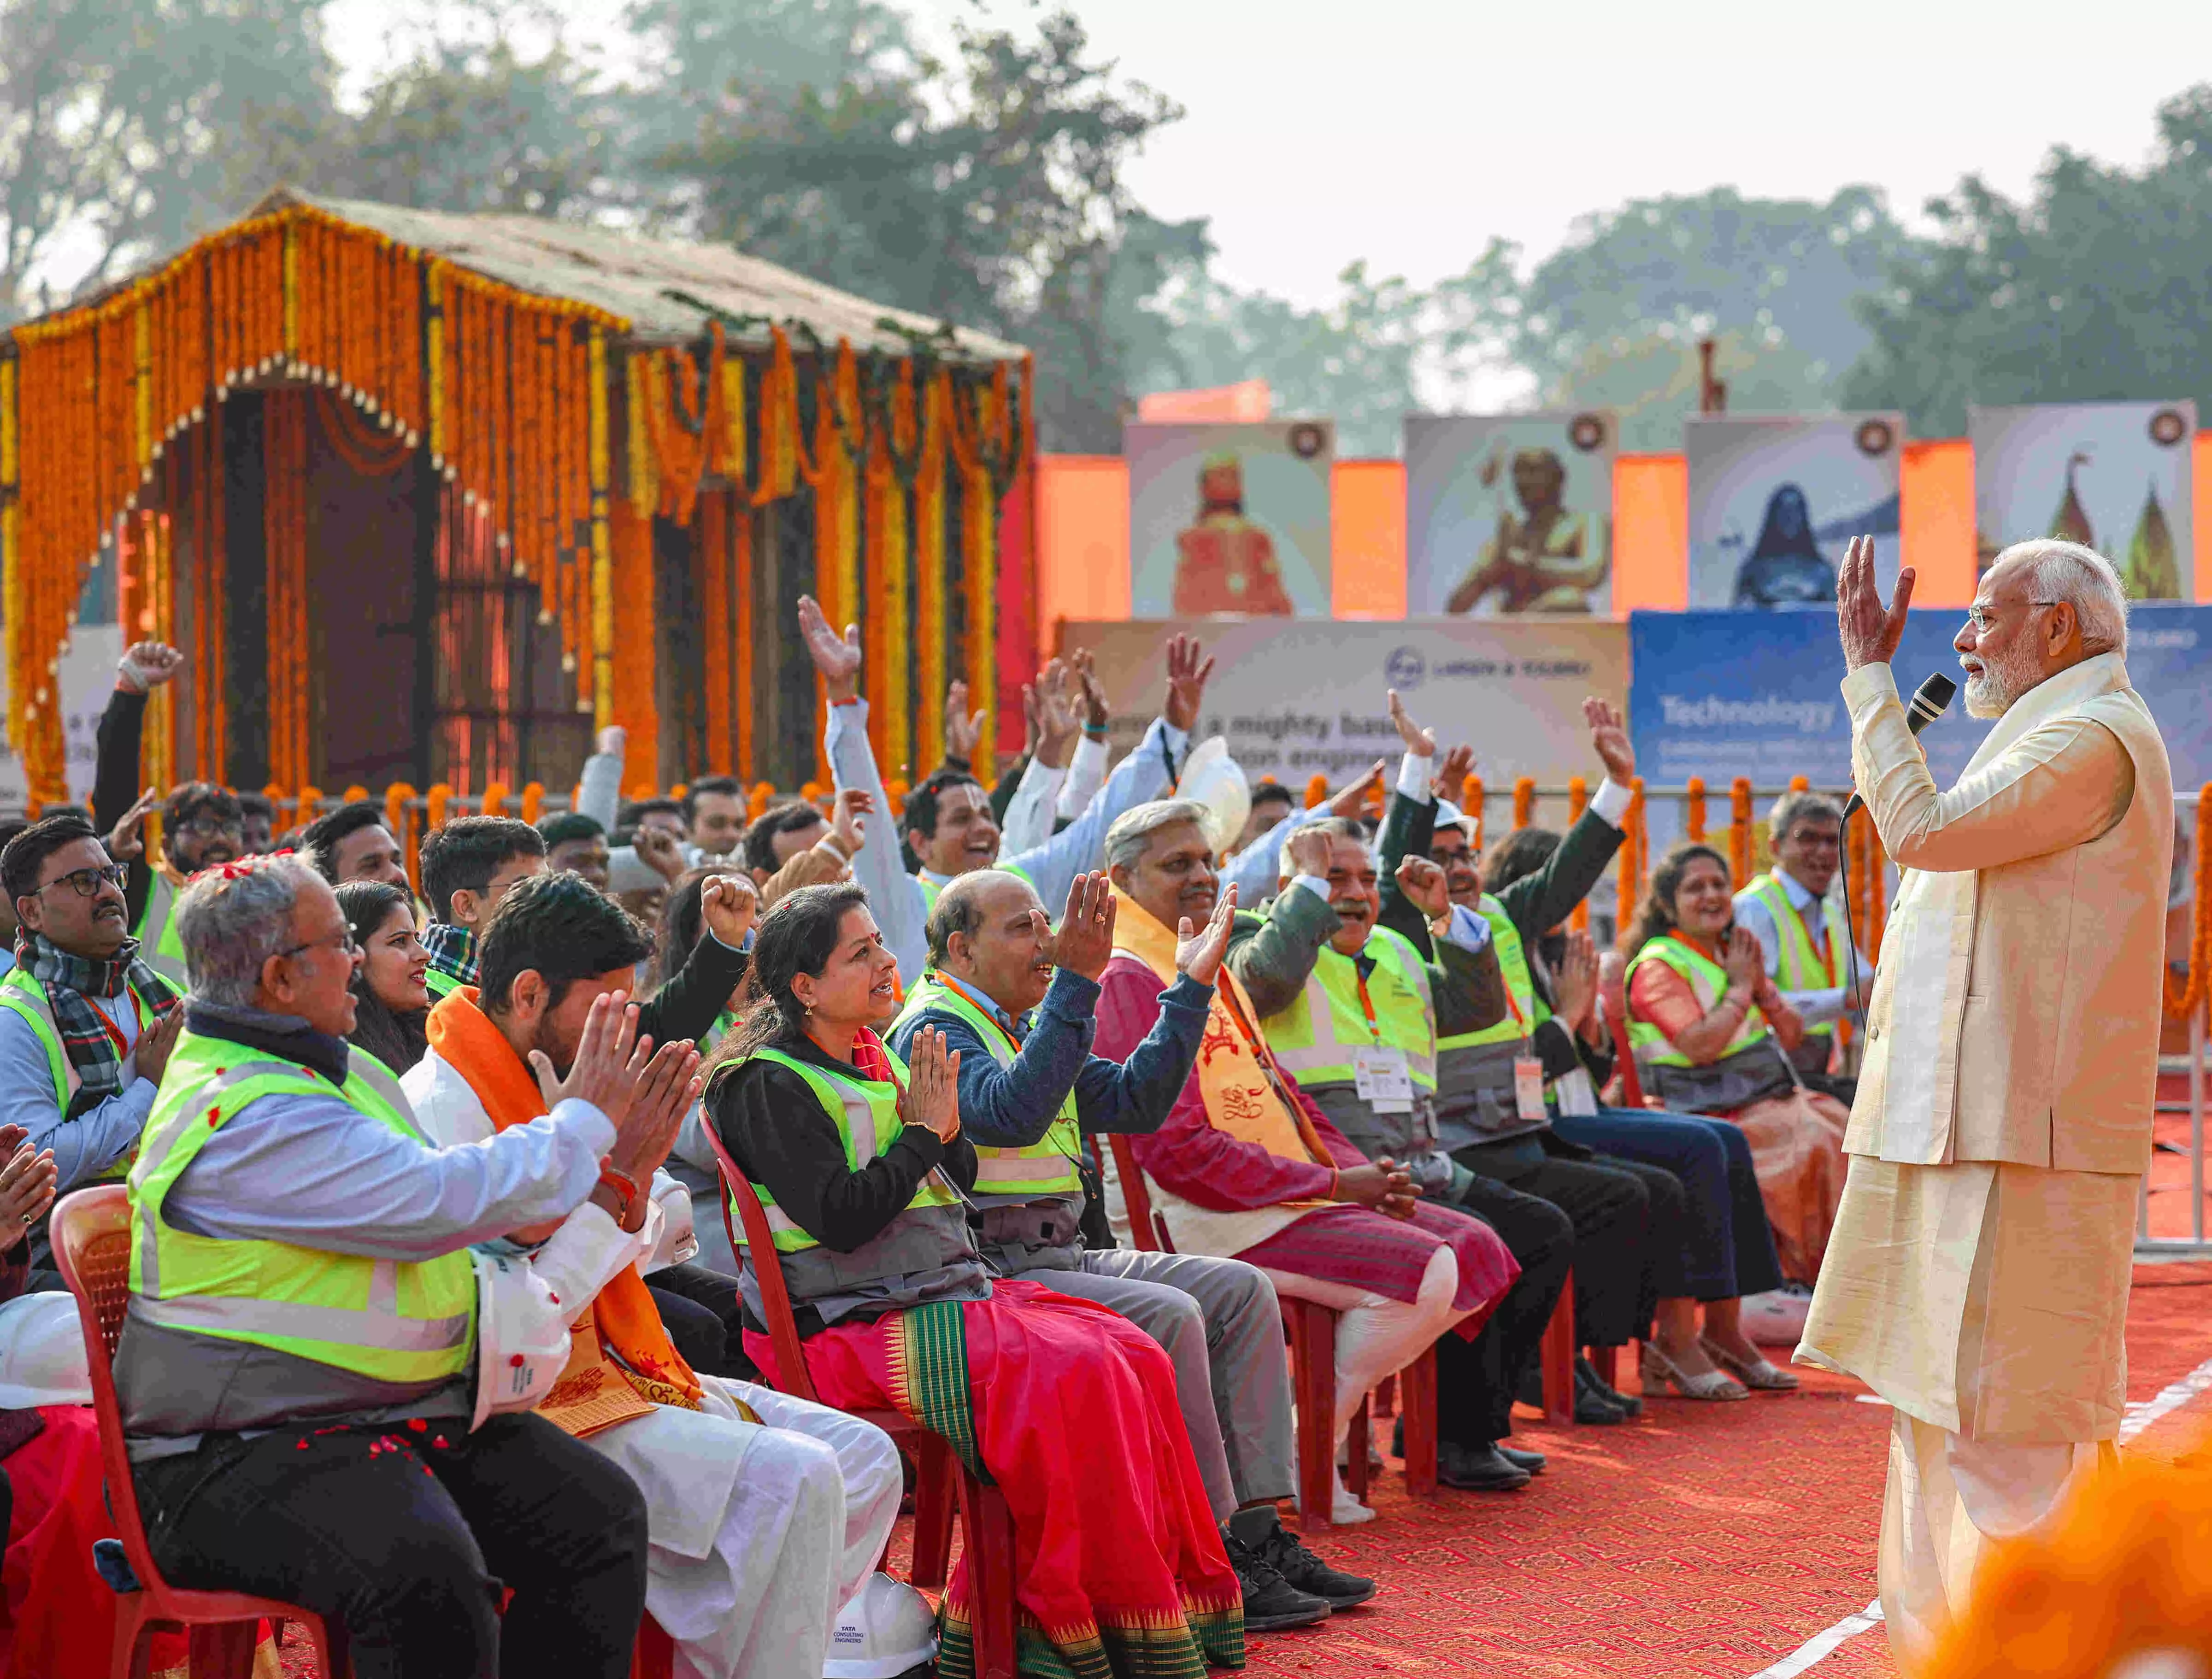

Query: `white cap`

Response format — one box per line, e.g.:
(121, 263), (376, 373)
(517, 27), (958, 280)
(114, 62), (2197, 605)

(0, 1293), (92, 1408)
(823, 1572), (939, 1679)
(1434, 798), (1477, 840)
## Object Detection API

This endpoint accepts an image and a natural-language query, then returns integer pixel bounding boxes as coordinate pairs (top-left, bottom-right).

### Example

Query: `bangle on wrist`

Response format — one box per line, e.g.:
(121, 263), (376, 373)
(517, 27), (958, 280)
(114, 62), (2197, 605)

(1082, 721), (1107, 739)
(1327, 1166), (1340, 1201)
(597, 1163), (643, 1231)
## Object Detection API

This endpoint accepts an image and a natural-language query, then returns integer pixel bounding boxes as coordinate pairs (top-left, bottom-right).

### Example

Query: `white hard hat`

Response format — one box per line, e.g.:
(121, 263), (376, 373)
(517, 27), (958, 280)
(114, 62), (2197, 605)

(824, 1571), (939, 1679)
(0, 1293), (91, 1408)
(1175, 736), (1251, 853)
(1434, 798), (1477, 840)
(470, 1248), (580, 1431)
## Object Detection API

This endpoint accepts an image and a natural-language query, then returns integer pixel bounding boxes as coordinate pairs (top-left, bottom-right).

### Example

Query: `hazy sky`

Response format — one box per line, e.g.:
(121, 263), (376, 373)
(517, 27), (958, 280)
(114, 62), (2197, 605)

(325, 0), (2212, 308)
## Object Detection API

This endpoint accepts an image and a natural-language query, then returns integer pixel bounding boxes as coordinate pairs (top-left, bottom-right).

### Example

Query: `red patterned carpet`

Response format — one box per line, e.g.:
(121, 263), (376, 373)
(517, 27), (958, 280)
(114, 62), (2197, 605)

(272, 1263), (2212, 1679)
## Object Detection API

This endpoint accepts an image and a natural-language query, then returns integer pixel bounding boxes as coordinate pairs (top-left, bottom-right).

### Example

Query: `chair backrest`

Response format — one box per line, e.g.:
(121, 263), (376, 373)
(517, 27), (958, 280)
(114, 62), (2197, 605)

(692, 1109), (821, 1405)
(1607, 1009), (1649, 1109)
(1103, 1133), (1176, 1255)
(50, 1185), (174, 1609)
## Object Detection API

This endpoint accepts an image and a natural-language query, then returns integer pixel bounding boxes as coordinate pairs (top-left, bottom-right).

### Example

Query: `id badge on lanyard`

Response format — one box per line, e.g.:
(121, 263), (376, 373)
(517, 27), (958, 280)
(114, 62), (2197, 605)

(1499, 973), (1547, 1122)
(1353, 969), (1415, 1114)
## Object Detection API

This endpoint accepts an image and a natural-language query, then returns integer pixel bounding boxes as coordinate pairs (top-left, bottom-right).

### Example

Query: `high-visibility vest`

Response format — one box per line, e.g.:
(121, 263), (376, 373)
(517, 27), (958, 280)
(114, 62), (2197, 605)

(424, 966), (465, 1002)
(1264, 925), (1437, 1091)
(892, 973), (1082, 1198)
(128, 1032), (476, 1385)
(1736, 872), (1848, 1038)
(0, 966), (166, 1130)
(132, 869), (188, 989)
(1437, 894), (1538, 1053)
(730, 1043), (964, 1254)
(1623, 934), (1771, 1068)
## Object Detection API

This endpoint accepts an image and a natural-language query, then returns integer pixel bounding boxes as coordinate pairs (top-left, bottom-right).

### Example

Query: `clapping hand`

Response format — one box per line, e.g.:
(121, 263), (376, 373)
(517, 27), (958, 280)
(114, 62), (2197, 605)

(1174, 882), (1238, 988)
(0, 1125), (57, 1234)
(944, 681), (987, 763)
(531, 992), (648, 1125)
(1722, 926), (1765, 990)
(796, 596), (862, 702)
(1071, 649), (1109, 731)
(1051, 871), (1118, 982)
(1837, 533), (1914, 672)
(1554, 928), (1599, 1032)
(604, 1041), (705, 1183)
(1030, 659), (1080, 768)
(898, 1027), (963, 1144)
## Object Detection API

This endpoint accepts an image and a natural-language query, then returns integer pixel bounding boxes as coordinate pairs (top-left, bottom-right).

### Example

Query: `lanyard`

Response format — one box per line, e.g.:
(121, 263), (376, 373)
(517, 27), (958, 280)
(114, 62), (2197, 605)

(1353, 968), (1385, 1046)
(933, 973), (1024, 1053)
(92, 989), (144, 1061)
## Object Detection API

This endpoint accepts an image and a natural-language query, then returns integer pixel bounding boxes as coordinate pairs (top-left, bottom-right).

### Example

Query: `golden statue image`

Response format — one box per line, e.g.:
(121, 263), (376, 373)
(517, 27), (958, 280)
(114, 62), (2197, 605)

(1171, 451), (1296, 616)
(1444, 446), (1610, 614)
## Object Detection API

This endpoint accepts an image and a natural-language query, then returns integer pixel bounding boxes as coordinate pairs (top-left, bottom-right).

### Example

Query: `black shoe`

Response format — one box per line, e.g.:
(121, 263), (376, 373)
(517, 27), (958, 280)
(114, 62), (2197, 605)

(1578, 1354), (1642, 1419)
(1251, 1521), (1377, 1609)
(1496, 1444), (1547, 1475)
(1436, 1442), (1532, 1492)
(1223, 1532), (1332, 1632)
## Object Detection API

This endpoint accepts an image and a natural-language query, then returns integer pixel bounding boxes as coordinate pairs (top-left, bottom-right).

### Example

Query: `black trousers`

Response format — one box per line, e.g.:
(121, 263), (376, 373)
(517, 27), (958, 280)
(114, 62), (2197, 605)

(1430, 1176), (1571, 1445)
(135, 1412), (648, 1679)
(647, 1259), (758, 1380)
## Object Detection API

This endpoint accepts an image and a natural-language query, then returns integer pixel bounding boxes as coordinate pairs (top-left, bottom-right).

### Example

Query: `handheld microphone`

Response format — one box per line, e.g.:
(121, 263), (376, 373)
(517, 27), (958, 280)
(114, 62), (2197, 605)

(1841, 671), (1956, 821)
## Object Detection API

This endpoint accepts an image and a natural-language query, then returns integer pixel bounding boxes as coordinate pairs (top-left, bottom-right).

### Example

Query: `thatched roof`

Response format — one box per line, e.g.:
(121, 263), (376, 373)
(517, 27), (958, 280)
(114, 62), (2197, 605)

(231, 188), (1026, 363)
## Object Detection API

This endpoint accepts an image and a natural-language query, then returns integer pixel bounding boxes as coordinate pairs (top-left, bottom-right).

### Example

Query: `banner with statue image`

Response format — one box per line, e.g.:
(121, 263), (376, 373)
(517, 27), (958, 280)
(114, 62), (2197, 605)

(1124, 420), (1334, 618)
(1969, 400), (2195, 599)
(1685, 413), (1904, 610)
(1404, 411), (1616, 616)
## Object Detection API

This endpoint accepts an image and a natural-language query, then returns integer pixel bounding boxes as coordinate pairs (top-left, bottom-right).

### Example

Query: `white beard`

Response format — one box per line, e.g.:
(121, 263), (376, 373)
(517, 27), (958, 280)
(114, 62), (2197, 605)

(1963, 641), (2043, 718)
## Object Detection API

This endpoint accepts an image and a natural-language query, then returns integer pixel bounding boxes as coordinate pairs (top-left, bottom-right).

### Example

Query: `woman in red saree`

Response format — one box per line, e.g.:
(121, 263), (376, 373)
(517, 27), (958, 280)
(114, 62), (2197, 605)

(706, 884), (1243, 1679)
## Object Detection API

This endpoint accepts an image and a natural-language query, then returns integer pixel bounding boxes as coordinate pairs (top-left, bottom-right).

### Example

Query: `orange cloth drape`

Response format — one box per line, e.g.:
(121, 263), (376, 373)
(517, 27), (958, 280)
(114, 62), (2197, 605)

(608, 499), (658, 768)
(1330, 460), (1406, 619)
(263, 388), (312, 794)
(1900, 437), (1976, 607)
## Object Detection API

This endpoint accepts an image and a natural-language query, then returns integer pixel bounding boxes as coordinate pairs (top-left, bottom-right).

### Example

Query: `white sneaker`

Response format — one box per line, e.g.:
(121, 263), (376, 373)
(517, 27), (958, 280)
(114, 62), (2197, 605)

(1294, 1468), (1376, 1526)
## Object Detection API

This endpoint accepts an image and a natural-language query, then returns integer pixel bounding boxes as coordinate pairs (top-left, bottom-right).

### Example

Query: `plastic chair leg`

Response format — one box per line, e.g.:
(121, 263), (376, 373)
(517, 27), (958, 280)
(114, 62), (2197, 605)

(1372, 1373), (1398, 1419)
(961, 1476), (1020, 1679)
(1287, 1300), (1338, 1531)
(909, 1436), (959, 1591)
(110, 1604), (159, 1679)
(187, 1620), (262, 1678)
(1541, 1268), (1577, 1427)
(1345, 1396), (1371, 1503)
(1401, 1347), (1438, 1498)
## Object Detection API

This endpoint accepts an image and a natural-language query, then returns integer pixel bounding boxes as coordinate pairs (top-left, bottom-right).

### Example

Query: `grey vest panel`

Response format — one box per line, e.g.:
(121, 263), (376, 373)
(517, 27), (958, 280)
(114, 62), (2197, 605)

(741, 1202), (993, 1330)
(977, 1193), (1088, 1275)
(1434, 1039), (1550, 1151)
(1645, 1043), (1795, 1115)
(1300, 1080), (1442, 1167)
(114, 1308), (470, 1456)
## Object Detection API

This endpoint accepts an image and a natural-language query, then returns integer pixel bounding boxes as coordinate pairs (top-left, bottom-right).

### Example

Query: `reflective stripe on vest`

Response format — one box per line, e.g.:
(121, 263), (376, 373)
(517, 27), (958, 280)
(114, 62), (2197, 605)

(1623, 935), (1771, 1068)
(0, 968), (164, 1180)
(133, 870), (188, 989)
(128, 1032), (475, 1383)
(1737, 872), (1847, 1038)
(1264, 925), (1437, 1091)
(891, 974), (1082, 1197)
(423, 967), (464, 1002)
(732, 1043), (963, 1253)
(1438, 894), (1535, 1053)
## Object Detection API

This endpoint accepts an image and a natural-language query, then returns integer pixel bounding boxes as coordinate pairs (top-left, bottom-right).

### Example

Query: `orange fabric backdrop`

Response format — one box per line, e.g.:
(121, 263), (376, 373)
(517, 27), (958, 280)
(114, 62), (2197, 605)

(1035, 455), (1131, 640)
(1330, 460), (1406, 618)
(1900, 437), (1976, 607)
(1610, 454), (1688, 612)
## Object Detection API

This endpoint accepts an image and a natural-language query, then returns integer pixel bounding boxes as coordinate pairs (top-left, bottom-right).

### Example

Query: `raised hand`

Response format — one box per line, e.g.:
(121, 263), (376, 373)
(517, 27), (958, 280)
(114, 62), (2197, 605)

(595, 725), (628, 759)
(1032, 659), (1080, 769)
(1395, 855), (1450, 921)
(634, 822), (686, 882)
(1837, 533), (1915, 671)
(1051, 871), (1118, 982)
(106, 788), (159, 864)
(944, 681), (987, 763)
(606, 1040), (704, 1181)
(828, 787), (872, 858)
(796, 595), (862, 702)
(1162, 635), (1216, 734)
(1387, 688), (1436, 757)
(1554, 928), (1599, 1031)
(118, 641), (184, 694)
(897, 1026), (963, 1144)
(1583, 697), (1635, 784)
(1325, 760), (1386, 819)
(1174, 882), (1239, 988)
(1434, 743), (1476, 803)
(1071, 648), (1109, 730)
(531, 992), (646, 1125)
(700, 874), (760, 949)
(1284, 821), (1334, 882)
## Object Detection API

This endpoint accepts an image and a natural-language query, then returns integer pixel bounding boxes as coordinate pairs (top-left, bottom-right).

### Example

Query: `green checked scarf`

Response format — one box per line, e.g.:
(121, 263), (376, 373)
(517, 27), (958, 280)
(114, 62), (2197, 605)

(19, 933), (180, 1118)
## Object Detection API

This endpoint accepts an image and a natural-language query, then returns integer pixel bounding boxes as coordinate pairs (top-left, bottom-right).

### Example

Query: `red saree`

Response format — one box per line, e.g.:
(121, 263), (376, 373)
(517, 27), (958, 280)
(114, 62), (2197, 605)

(749, 1279), (1244, 1679)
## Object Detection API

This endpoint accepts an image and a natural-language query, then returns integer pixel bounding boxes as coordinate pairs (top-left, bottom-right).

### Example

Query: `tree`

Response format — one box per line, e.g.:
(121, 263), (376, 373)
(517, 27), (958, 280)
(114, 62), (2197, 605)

(1546, 327), (1840, 453)
(0, 0), (333, 322)
(1841, 84), (2212, 436)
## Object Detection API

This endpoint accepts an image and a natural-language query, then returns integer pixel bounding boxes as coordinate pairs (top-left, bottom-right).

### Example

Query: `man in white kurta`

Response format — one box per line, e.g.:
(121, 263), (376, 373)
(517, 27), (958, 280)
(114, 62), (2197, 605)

(1797, 536), (2174, 1668)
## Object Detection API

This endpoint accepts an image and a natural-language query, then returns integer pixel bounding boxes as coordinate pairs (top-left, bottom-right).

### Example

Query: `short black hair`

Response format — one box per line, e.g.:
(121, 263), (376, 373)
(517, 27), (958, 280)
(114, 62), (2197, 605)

(419, 816), (545, 923)
(163, 781), (241, 831)
(478, 870), (653, 1015)
(741, 802), (828, 875)
(682, 776), (744, 827)
(2, 814), (100, 904)
(335, 878), (415, 951)
(235, 790), (275, 821)
(298, 801), (394, 883)
(619, 796), (685, 829)
(1481, 827), (1562, 897)
(902, 768), (985, 844)
(1250, 779), (1295, 812)
(537, 810), (606, 850)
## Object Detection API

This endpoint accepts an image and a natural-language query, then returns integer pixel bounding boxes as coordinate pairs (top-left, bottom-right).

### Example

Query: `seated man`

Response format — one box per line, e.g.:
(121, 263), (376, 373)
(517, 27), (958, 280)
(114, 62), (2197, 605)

(889, 867), (1374, 1629)
(113, 854), (654, 1677)
(403, 872), (906, 1679)
(0, 817), (184, 1284)
(419, 816), (549, 1003)
(1731, 791), (1873, 1106)
(1094, 799), (1522, 1525)
(300, 801), (409, 888)
(800, 594), (1196, 982)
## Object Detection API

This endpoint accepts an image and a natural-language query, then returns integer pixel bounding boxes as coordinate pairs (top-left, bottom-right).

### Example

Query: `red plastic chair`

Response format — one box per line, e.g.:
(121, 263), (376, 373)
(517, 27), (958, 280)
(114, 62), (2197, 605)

(51, 1186), (352, 1679)
(697, 1123), (1019, 1679)
(1105, 1134), (1441, 1524)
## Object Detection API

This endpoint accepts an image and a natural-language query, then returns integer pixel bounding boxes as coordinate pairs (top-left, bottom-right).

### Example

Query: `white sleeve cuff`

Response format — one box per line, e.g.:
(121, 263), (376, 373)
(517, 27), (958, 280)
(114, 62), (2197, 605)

(1589, 778), (1632, 828)
(1289, 874), (1331, 905)
(1435, 904), (1493, 955)
(1397, 751), (1433, 801)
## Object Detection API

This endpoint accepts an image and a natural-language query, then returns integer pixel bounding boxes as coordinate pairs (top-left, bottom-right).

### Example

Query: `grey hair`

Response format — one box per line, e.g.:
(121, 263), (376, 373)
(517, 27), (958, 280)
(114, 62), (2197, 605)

(1992, 539), (2130, 656)
(1104, 798), (1211, 875)
(1277, 816), (1369, 881)
(174, 853), (322, 1007)
(1767, 790), (1845, 847)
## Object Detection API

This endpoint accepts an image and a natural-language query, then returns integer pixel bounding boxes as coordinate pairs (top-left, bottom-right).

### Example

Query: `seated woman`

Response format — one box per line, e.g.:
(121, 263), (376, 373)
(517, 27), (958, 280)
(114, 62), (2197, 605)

(706, 883), (1245, 1678)
(1620, 842), (1848, 1285)
(337, 879), (430, 1074)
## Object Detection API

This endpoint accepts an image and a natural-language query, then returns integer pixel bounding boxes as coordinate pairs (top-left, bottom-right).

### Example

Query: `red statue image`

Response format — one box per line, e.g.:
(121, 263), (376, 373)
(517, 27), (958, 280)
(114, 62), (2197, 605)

(1172, 452), (1296, 616)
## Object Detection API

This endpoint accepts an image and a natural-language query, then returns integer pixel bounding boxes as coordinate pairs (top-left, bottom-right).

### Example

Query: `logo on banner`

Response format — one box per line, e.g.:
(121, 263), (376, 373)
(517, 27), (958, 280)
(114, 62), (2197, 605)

(1384, 647), (1426, 691)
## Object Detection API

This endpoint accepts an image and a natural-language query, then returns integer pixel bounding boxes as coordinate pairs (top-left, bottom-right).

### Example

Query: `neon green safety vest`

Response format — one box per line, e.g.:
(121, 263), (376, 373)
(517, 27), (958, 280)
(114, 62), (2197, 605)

(1736, 872), (1848, 1039)
(0, 967), (167, 1179)
(132, 870), (188, 989)
(1623, 934), (1771, 1068)
(424, 967), (464, 1002)
(127, 1031), (477, 1385)
(892, 973), (1082, 1198)
(1264, 925), (1438, 1091)
(1437, 894), (1539, 1053)
(731, 1043), (965, 1254)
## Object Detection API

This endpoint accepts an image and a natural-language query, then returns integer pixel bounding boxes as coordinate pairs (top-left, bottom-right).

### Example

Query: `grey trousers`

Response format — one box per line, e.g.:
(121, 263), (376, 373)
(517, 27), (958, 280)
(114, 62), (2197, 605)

(1007, 1248), (1297, 1521)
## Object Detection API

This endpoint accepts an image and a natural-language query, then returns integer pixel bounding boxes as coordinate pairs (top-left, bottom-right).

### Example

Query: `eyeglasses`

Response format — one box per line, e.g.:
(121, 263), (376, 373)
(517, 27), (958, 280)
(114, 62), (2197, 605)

(278, 928), (359, 962)
(1965, 599), (2059, 634)
(178, 816), (245, 840)
(36, 863), (127, 898)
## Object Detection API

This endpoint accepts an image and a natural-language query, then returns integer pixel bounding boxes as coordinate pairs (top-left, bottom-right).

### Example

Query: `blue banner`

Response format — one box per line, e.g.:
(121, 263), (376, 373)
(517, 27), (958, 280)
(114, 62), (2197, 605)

(1629, 605), (2212, 793)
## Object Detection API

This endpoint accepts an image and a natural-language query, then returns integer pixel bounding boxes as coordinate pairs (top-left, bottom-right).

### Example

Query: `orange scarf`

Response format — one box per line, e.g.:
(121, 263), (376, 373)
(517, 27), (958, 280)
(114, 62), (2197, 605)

(425, 989), (704, 1429)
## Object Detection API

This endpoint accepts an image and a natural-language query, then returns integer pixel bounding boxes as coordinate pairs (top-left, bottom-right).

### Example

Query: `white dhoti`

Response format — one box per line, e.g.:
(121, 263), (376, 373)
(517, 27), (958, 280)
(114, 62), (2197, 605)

(582, 1376), (903, 1679)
